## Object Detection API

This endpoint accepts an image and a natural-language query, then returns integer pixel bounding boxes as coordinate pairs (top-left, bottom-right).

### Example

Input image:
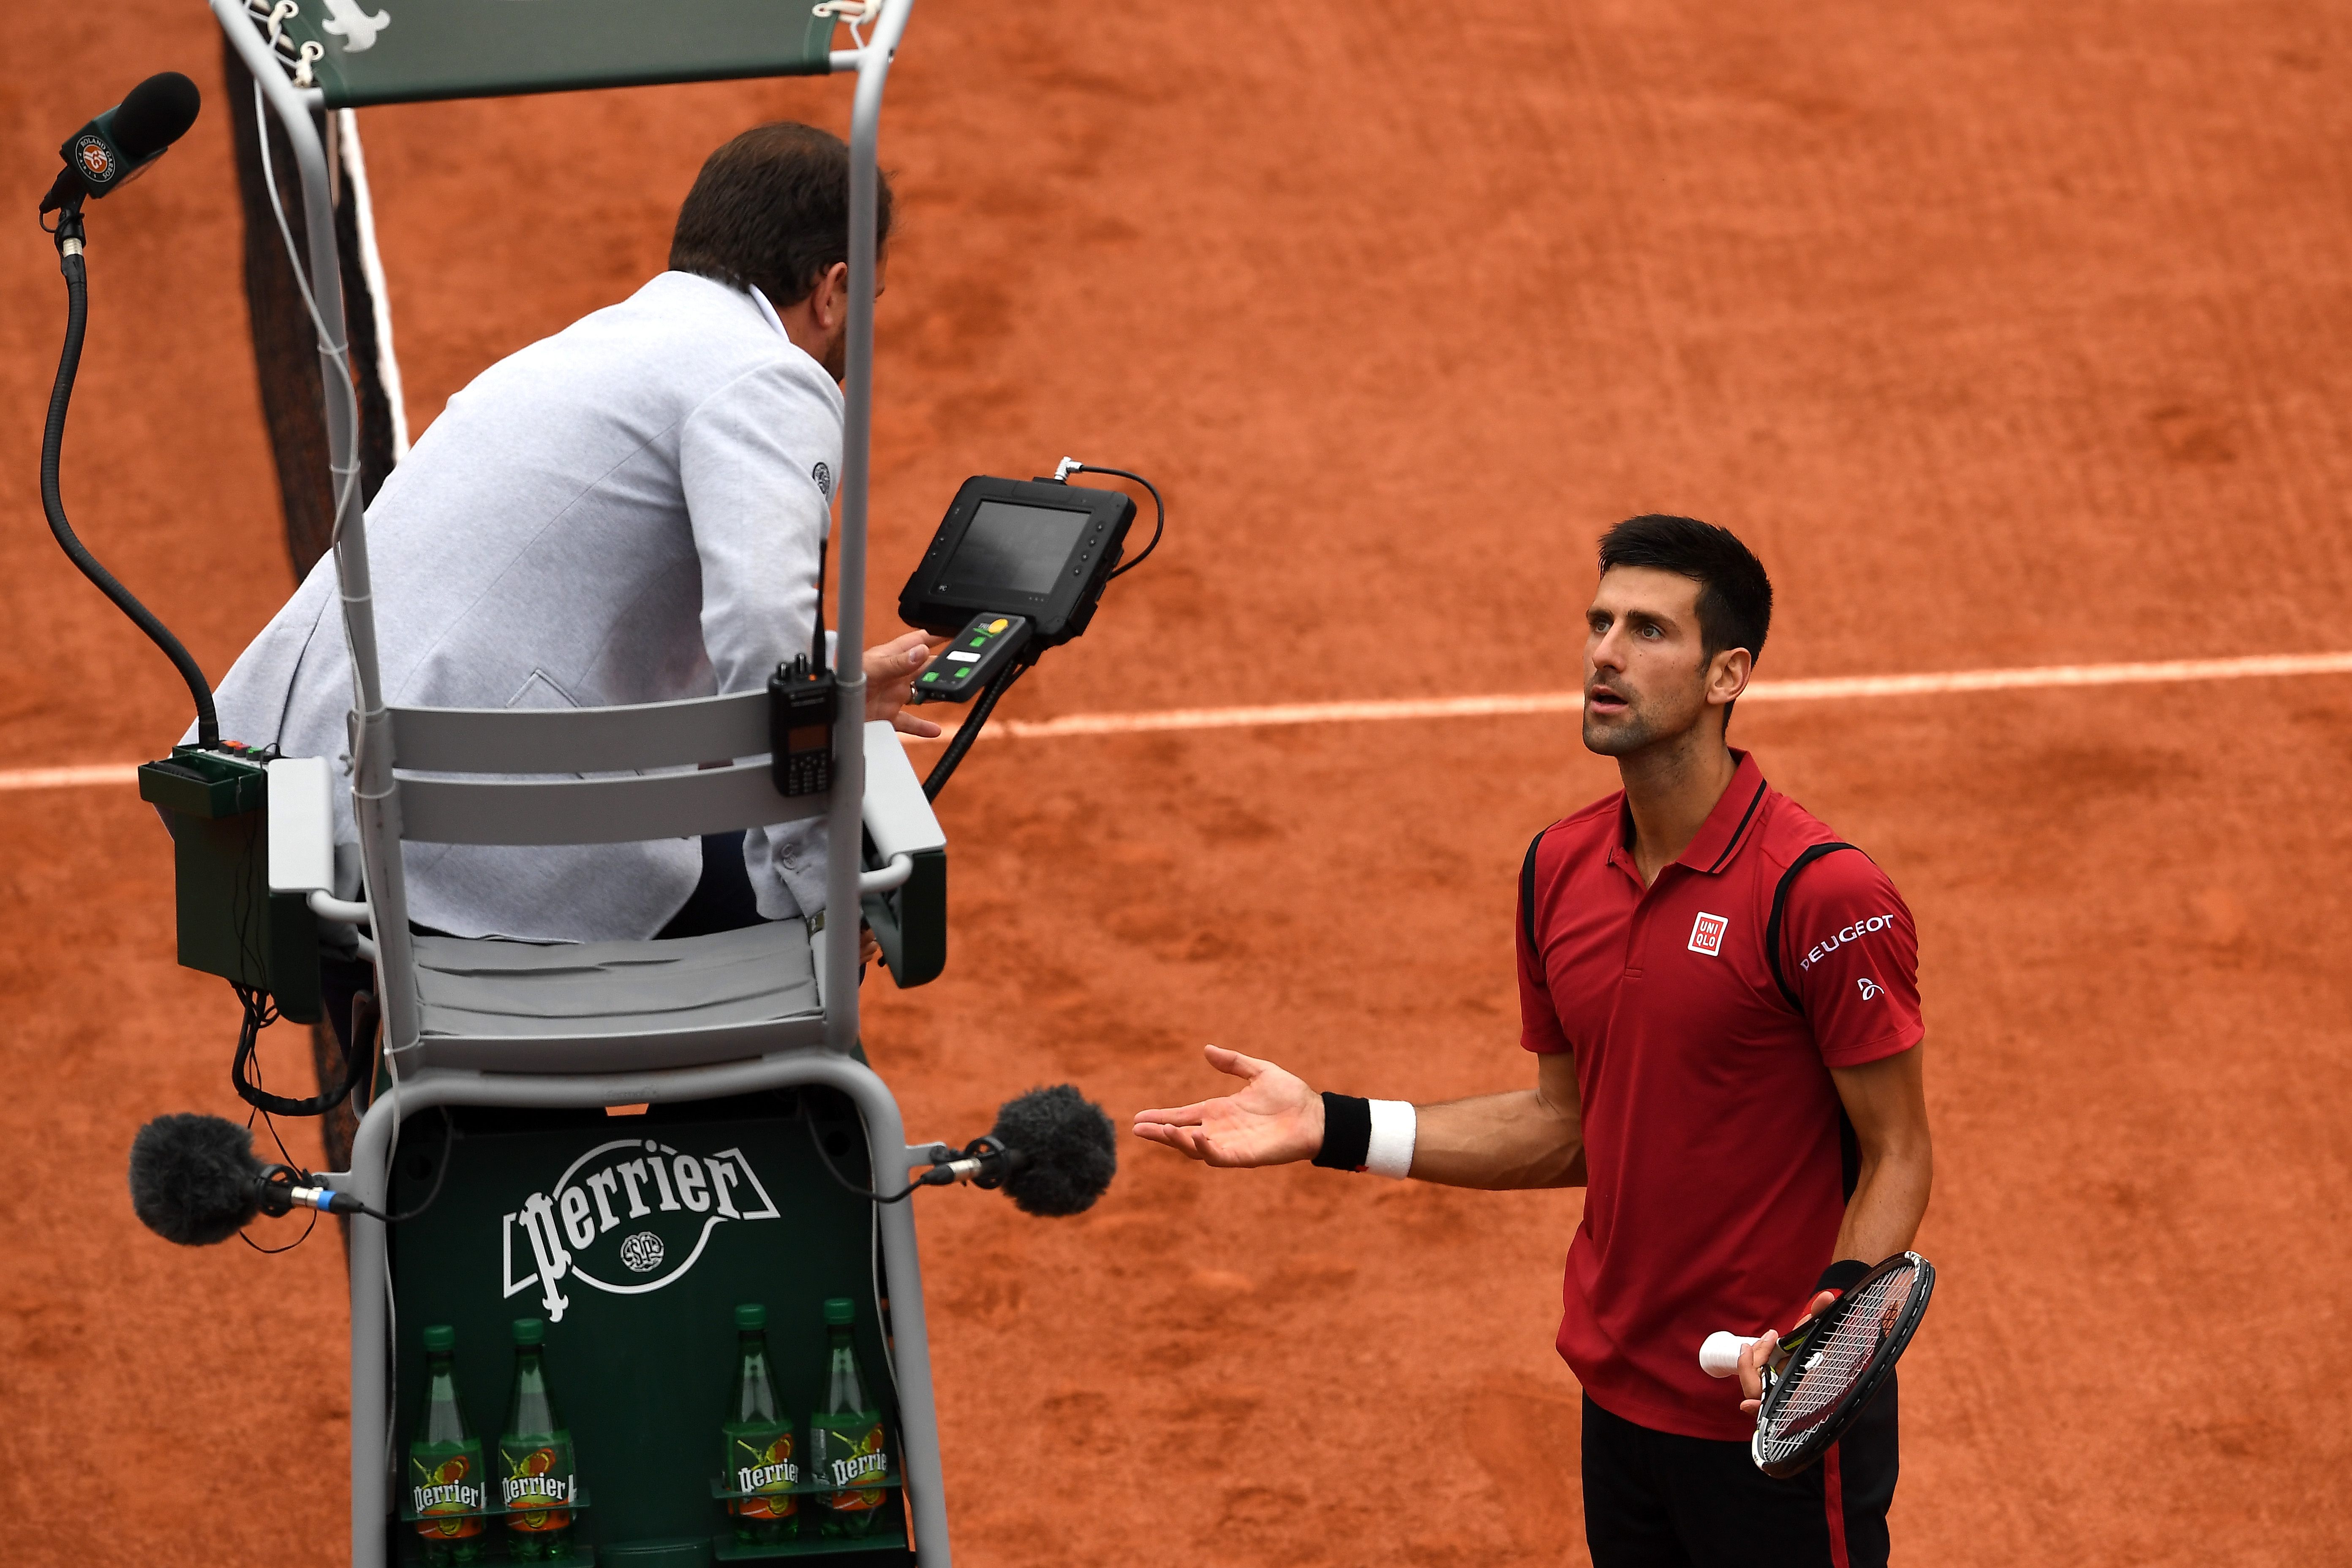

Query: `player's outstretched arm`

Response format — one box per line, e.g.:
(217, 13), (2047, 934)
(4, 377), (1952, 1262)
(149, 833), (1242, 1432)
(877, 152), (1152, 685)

(1131, 1045), (1326, 1167)
(1411, 1052), (1586, 1190)
(1132, 1047), (1585, 1189)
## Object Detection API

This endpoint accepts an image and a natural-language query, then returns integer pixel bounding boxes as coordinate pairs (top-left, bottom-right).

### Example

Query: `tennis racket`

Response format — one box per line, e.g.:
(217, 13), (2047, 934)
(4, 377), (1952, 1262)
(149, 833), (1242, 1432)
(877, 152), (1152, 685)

(1697, 1250), (1935, 1478)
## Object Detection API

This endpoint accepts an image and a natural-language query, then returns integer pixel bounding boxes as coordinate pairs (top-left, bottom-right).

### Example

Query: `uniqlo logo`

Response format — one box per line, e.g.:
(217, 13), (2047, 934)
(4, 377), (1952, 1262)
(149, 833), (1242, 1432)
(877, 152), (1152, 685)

(1687, 912), (1729, 957)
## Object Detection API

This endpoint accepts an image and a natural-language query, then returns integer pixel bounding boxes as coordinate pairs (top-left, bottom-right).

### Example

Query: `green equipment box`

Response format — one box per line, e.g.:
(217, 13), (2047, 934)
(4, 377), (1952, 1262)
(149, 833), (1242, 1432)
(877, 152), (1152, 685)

(387, 1089), (915, 1567)
(136, 745), (322, 1024)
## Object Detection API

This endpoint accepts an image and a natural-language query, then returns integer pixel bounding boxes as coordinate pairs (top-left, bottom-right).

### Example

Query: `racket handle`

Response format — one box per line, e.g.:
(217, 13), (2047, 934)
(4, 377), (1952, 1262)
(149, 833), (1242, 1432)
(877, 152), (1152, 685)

(1699, 1330), (1759, 1378)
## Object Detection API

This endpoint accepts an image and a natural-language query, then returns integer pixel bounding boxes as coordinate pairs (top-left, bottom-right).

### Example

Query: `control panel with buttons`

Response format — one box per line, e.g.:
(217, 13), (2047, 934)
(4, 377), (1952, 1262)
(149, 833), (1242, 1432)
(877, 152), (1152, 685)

(911, 613), (1034, 703)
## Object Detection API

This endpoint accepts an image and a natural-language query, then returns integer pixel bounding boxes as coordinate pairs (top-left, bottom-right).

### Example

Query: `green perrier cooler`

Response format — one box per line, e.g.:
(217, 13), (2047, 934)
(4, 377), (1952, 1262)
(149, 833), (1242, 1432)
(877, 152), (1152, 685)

(408, 1324), (488, 1565)
(721, 1303), (798, 1544)
(809, 1297), (893, 1538)
(496, 1317), (578, 1561)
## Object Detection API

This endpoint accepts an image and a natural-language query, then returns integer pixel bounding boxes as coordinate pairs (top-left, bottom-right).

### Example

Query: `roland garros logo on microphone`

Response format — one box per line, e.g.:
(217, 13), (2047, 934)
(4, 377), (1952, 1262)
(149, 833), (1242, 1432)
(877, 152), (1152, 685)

(73, 136), (117, 184)
(503, 1137), (782, 1322)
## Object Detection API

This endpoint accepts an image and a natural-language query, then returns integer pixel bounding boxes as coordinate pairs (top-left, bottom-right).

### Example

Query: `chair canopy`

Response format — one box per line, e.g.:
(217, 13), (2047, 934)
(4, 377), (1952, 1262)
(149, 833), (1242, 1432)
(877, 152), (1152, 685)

(271, 0), (838, 107)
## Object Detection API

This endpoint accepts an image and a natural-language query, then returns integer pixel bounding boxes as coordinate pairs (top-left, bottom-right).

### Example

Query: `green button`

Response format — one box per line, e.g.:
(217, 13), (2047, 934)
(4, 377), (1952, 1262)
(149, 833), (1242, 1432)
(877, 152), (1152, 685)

(968, 637), (987, 648)
(920, 672), (938, 683)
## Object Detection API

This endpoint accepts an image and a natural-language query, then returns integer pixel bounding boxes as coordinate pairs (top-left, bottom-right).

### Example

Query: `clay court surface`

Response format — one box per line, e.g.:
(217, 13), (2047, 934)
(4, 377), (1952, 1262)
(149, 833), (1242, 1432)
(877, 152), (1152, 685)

(5, 2), (2352, 1562)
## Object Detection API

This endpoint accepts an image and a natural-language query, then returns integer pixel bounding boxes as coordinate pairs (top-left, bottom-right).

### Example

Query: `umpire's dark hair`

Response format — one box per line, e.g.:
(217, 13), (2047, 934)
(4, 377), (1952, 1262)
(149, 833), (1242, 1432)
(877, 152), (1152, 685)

(1598, 514), (1774, 667)
(670, 122), (893, 309)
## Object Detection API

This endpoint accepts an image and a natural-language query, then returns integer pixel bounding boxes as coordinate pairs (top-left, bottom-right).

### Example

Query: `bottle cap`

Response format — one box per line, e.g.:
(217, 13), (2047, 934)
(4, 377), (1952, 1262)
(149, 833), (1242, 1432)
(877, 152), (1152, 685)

(422, 1324), (455, 1352)
(735, 1303), (766, 1331)
(512, 1318), (545, 1345)
(823, 1297), (855, 1326)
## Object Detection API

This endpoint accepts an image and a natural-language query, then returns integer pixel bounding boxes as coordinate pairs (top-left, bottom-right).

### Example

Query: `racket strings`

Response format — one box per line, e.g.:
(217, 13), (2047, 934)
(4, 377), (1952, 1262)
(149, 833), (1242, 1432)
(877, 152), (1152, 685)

(1758, 1265), (1918, 1458)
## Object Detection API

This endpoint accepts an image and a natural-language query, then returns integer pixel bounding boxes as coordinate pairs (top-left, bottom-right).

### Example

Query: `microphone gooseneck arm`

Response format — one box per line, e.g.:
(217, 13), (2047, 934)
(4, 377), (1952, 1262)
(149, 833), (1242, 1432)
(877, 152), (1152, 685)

(41, 201), (220, 747)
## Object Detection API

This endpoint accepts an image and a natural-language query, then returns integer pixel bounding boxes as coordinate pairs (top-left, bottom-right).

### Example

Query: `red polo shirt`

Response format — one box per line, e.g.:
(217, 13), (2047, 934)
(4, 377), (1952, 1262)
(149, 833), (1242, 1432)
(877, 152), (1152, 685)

(1517, 750), (1923, 1440)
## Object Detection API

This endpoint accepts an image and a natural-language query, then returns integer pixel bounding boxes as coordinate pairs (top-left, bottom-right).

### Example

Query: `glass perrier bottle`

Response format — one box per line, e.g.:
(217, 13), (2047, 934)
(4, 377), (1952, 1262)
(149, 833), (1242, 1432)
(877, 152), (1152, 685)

(496, 1317), (578, 1561)
(407, 1324), (487, 1565)
(809, 1297), (894, 1538)
(721, 1302), (799, 1544)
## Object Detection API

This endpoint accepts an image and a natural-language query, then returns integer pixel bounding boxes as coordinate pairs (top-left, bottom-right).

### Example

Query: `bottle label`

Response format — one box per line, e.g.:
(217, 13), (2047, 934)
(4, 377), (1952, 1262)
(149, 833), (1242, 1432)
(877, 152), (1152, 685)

(726, 1424), (800, 1519)
(408, 1441), (487, 1538)
(809, 1416), (891, 1512)
(496, 1436), (577, 1532)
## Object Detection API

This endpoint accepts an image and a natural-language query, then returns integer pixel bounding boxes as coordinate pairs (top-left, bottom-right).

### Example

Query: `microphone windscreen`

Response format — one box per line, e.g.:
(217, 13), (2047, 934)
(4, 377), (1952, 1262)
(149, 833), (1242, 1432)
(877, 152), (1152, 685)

(129, 1112), (260, 1245)
(989, 1085), (1116, 1217)
(111, 72), (201, 163)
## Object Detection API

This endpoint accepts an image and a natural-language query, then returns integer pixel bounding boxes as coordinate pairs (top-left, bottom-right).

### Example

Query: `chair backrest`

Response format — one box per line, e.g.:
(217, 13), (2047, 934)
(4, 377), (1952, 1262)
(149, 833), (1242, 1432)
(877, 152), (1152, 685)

(262, 0), (839, 108)
(389, 690), (821, 846)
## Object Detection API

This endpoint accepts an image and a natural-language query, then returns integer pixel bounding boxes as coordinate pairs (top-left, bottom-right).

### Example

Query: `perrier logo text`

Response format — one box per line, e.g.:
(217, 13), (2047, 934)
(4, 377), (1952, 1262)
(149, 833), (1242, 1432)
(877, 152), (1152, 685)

(413, 1479), (484, 1512)
(502, 1136), (782, 1322)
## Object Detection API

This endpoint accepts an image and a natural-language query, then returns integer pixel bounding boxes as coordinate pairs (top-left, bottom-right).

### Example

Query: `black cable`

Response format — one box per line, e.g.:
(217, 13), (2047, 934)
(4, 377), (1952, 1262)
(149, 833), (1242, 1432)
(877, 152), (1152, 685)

(1074, 465), (1164, 580)
(231, 980), (367, 1117)
(921, 658), (1026, 803)
(381, 1106), (457, 1225)
(239, 1100), (319, 1255)
(41, 212), (221, 746)
(807, 1113), (920, 1204)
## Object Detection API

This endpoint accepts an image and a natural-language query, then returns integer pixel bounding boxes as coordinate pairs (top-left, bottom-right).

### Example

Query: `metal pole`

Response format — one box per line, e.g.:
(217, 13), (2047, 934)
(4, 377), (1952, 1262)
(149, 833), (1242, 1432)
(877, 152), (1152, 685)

(212, 0), (419, 1058)
(836, 18), (947, 1549)
(212, 13), (418, 1566)
(827, 0), (917, 1050)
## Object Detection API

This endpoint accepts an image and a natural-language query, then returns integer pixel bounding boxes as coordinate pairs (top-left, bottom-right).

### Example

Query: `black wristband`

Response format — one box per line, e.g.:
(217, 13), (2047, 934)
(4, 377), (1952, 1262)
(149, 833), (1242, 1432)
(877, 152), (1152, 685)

(1816, 1258), (1873, 1295)
(1311, 1092), (1371, 1171)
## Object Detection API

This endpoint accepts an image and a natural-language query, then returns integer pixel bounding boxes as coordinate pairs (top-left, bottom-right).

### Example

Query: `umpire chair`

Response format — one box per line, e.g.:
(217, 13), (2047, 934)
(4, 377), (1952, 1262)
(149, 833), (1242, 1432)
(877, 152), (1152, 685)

(209, 1), (955, 1563)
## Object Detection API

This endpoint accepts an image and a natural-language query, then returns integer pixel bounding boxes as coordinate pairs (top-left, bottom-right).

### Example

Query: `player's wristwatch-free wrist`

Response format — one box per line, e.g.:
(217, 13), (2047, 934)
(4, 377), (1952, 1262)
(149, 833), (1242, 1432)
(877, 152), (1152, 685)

(1311, 1092), (1415, 1179)
(1817, 1257), (1874, 1296)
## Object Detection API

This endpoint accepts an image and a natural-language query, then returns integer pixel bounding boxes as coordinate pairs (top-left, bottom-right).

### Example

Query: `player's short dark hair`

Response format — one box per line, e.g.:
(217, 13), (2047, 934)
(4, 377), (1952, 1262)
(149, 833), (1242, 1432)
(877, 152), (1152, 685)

(669, 122), (894, 309)
(1597, 514), (1773, 667)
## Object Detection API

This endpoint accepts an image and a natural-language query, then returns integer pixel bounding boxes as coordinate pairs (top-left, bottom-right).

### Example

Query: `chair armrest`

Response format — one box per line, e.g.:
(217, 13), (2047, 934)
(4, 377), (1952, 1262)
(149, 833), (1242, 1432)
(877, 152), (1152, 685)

(860, 721), (945, 860)
(860, 721), (947, 987)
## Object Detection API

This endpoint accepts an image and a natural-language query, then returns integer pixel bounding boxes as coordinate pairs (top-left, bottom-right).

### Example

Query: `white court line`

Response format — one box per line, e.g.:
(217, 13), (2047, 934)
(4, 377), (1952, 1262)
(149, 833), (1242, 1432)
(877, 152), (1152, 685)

(6, 651), (2350, 791)
(0, 764), (142, 793)
(971, 649), (2352, 741)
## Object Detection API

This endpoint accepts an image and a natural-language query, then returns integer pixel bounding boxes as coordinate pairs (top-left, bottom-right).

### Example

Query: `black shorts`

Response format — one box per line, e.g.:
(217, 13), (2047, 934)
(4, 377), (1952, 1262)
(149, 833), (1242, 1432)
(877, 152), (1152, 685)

(1581, 1377), (1898, 1568)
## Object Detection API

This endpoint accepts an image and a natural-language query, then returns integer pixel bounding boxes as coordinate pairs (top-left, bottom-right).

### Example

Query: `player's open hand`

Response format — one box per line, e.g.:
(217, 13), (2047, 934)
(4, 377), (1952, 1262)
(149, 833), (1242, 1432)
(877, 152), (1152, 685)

(864, 631), (949, 738)
(1738, 1289), (1839, 1412)
(1131, 1044), (1325, 1168)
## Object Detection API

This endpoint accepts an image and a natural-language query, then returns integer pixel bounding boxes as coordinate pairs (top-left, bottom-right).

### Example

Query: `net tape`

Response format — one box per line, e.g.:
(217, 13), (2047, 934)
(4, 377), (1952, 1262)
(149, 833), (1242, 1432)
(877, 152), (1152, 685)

(1755, 1262), (1918, 1465)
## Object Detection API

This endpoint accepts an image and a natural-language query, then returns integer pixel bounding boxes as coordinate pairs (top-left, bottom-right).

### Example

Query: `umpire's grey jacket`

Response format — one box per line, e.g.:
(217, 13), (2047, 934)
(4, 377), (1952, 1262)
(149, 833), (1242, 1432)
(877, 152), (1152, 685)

(190, 271), (840, 942)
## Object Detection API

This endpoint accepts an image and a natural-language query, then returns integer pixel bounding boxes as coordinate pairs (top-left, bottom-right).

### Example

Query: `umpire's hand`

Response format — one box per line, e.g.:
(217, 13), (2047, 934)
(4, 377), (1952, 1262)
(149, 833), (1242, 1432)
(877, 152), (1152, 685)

(865, 631), (949, 738)
(1132, 1044), (1326, 1167)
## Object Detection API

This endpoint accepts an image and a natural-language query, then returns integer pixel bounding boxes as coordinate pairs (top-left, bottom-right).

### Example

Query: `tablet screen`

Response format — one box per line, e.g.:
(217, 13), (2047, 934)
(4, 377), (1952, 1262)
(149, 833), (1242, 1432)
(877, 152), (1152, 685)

(939, 500), (1090, 598)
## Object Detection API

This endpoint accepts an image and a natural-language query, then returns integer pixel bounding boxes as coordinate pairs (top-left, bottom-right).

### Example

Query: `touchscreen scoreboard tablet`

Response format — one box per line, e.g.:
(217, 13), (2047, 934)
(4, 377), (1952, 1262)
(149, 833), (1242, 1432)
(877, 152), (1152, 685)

(898, 476), (1137, 648)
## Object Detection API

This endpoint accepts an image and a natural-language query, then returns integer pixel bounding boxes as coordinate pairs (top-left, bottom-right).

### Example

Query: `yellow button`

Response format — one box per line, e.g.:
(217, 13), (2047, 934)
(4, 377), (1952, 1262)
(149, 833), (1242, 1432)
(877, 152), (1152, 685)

(987, 618), (1009, 633)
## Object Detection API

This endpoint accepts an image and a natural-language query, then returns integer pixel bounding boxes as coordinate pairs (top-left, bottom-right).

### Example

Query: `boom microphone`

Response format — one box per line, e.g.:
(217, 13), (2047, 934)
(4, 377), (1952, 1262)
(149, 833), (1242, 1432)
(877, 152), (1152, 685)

(128, 1112), (372, 1246)
(920, 1085), (1117, 1217)
(43, 71), (202, 215)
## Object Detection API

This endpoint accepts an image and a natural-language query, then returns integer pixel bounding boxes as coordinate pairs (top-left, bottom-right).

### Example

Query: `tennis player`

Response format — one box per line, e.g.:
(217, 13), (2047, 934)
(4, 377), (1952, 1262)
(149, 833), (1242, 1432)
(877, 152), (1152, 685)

(1134, 515), (1933, 1568)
